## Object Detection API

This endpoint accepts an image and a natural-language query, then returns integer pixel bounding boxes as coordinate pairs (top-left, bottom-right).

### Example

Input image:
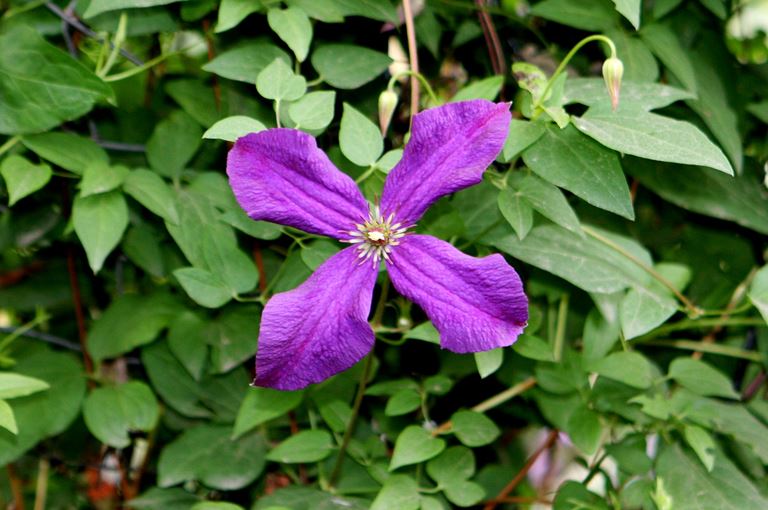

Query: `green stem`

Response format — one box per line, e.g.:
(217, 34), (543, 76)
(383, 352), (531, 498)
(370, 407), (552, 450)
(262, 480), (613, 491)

(103, 50), (181, 82)
(532, 34), (617, 112)
(553, 293), (569, 362)
(638, 317), (765, 340)
(473, 376), (537, 414)
(388, 70), (439, 104)
(0, 136), (20, 158)
(582, 226), (702, 317)
(97, 12), (128, 78)
(275, 100), (282, 128)
(328, 353), (375, 488)
(641, 339), (764, 362)
(354, 165), (378, 184)
(0, 311), (51, 353)
(372, 277), (390, 327)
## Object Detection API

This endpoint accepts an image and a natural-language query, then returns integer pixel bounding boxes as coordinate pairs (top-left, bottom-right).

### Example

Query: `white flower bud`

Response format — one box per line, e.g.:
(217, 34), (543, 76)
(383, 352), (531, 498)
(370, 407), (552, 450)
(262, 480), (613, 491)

(602, 57), (624, 111)
(378, 89), (399, 135)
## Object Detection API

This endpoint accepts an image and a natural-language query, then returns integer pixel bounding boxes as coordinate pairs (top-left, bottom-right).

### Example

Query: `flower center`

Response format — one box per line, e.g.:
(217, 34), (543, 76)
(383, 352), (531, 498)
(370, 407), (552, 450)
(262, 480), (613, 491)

(343, 205), (409, 266)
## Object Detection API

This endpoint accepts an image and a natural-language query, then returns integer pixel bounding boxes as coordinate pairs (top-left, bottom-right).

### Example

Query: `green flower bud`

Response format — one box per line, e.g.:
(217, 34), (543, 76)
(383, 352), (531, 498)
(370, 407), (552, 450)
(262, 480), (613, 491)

(602, 56), (624, 111)
(378, 89), (399, 135)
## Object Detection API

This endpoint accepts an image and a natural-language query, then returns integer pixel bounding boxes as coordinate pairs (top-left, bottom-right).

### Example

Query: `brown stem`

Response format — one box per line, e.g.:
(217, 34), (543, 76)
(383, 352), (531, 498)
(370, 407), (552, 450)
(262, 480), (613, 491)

(402, 0), (420, 116)
(475, 0), (506, 82)
(7, 463), (25, 510)
(202, 18), (222, 111)
(33, 458), (49, 510)
(253, 245), (267, 294)
(742, 370), (766, 401)
(483, 429), (559, 510)
(66, 247), (93, 376)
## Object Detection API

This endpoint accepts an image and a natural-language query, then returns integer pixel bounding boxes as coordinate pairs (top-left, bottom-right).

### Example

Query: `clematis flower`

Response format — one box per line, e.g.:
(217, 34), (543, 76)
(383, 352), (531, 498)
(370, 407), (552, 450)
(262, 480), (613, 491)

(227, 99), (528, 390)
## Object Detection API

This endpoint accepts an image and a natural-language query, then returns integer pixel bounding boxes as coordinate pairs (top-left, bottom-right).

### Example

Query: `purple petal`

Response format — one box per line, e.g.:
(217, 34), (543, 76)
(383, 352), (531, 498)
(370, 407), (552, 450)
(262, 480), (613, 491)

(387, 235), (527, 353)
(227, 129), (368, 239)
(254, 246), (377, 390)
(380, 100), (511, 226)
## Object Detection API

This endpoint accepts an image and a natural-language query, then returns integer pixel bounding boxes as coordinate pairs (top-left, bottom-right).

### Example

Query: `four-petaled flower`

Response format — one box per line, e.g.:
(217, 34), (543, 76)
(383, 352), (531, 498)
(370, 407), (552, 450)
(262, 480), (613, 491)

(227, 99), (528, 390)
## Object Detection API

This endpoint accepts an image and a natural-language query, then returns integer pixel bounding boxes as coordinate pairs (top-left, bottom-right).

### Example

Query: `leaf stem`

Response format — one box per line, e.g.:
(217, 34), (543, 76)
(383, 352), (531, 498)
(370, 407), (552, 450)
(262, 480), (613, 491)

(582, 225), (701, 317)
(640, 339), (764, 362)
(553, 293), (569, 362)
(388, 70), (439, 105)
(0, 136), (20, 158)
(532, 34), (617, 112)
(638, 317), (764, 340)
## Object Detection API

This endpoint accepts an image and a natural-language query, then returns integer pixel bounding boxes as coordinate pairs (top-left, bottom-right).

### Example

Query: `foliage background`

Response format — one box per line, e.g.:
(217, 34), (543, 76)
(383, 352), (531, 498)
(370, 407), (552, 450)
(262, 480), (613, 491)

(0, 0), (767, 508)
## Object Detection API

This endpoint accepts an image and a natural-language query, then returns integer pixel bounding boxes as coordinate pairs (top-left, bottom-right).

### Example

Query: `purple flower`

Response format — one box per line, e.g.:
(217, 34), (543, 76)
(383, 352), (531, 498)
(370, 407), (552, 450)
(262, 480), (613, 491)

(227, 100), (528, 390)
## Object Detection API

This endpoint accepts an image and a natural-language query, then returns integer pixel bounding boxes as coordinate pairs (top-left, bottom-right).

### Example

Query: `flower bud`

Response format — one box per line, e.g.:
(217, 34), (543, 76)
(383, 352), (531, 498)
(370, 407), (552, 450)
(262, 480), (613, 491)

(388, 36), (410, 82)
(602, 57), (624, 111)
(378, 89), (399, 135)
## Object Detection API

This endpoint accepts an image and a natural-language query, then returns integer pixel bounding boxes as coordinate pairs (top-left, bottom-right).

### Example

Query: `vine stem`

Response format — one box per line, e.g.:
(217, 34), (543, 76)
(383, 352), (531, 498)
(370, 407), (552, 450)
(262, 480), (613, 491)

(553, 293), (569, 362)
(387, 70), (439, 104)
(581, 226), (701, 317)
(484, 429), (559, 510)
(532, 34), (617, 112)
(402, 0), (420, 117)
(641, 339), (764, 362)
(328, 278), (390, 488)
(432, 376), (537, 435)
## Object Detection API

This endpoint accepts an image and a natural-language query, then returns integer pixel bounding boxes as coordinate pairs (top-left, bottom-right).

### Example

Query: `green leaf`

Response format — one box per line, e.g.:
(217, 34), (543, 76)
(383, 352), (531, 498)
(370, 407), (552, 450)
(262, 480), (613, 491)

(627, 159), (768, 235)
(0, 373), (50, 399)
(339, 103), (383, 167)
(564, 78), (693, 112)
(166, 79), (222, 128)
(266, 430), (333, 463)
(668, 358), (739, 399)
(288, 91), (336, 131)
(286, 0), (345, 22)
(619, 263), (689, 339)
(311, 44), (391, 89)
(508, 172), (582, 235)
(89, 293), (181, 363)
(390, 425), (446, 470)
(167, 311), (208, 380)
(573, 111), (734, 175)
(203, 41), (290, 84)
(445, 480), (485, 507)
(268, 7), (313, 62)
(683, 424), (716, 472)
(451, 410), (500, 447)
(0, 347), (86, 465)
(612, 0), (641, 29)
(233, 388), (304, 438)
(427, 446), (475, 484)
(587, 351), (654, 389)
(256, 58), (307, 102)
(497, 188), (533, 240)
(79, 161), (128, 197)
(72, 190), (129, 273)
(0, 26), (112, 134)
(21, 132), (108, 174)
(522, 124), (634, 219)
(529, 0), (617, 31)
(83, 381), (159, 448)
(0, 400), (17, 435)
(146, 110), (202, 179)
(474, 349), (504, 379)
(370, 475), (420, 510)
(333, 0), (398, 22)
(215, 0), (263, 32)
(494, 225), (649, 294)
(500, 120), (546, 162)
(566, 404), (602, 454)
(173, 267), (233, 308)
(749, 265), (768, 324)
(513, 334), (554, 361)
(192, 503), (245, 510)
(128, 487), (200, 510)
(656, 443), (768, 510)
(451, 76), (504, 102)
(318, 400), (352, 433)
(385, 389), (421, 416)
(582, 308), (620, 361)
(123, 169), (180, 224)
(640, 23), (697, 93)
(1, 155), (51, 206)
(203, 116), (266, 142)
(158, 425), (267, 490)
(84, 0), (184, 18)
